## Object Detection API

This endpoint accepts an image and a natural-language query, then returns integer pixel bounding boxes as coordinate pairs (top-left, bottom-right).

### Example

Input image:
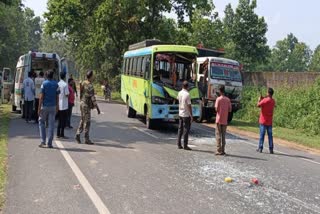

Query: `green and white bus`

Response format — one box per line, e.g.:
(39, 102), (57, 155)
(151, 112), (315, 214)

(121, 40), (201, 129)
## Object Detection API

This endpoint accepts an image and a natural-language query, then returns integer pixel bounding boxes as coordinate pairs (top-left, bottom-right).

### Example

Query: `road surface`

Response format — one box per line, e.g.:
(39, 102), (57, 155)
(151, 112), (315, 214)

(5, 101), (320, 214)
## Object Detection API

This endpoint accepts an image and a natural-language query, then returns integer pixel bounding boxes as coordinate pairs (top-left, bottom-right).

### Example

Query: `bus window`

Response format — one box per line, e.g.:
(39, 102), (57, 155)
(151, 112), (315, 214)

(143, 56), (151, 80)
(125, 58), (130, 75)
(137, 57), (142, 77)
(129, 58), (133, 75)
(133, 58), (138, 76)
(122, 59), (126, 74)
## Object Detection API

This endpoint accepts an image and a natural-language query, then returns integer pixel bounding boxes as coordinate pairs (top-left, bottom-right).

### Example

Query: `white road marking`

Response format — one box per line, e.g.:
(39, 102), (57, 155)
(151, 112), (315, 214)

(133, 127), (159, 139)
(55, 140), (111, 214)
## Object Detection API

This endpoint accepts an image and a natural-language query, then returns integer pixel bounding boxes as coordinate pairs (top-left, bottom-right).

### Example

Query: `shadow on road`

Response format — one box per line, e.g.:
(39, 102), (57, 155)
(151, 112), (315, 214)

(273, 152), (314, 160)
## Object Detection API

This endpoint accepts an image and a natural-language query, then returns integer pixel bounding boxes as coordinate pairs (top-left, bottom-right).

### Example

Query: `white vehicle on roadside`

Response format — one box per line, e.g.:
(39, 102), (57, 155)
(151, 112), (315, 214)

(13, 51), (68, 115)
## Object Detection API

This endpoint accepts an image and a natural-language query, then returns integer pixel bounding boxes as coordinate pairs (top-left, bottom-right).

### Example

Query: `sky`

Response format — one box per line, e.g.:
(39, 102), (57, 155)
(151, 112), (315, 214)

(23, 0), (320, 50)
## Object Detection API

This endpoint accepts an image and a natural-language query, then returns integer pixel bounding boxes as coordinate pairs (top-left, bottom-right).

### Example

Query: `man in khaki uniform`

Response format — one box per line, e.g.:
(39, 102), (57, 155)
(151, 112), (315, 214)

(75, 70), (100, 144)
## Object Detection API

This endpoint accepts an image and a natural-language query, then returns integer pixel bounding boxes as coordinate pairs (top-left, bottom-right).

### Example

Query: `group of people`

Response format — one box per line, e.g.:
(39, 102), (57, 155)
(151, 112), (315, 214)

(22, 70), (79, 148)
(177, 81), (276, 154)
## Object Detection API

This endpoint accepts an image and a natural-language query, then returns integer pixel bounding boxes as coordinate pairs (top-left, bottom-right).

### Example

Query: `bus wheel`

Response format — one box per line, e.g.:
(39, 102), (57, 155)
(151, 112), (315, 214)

(126, 98), (136, 118)
(146, 114), (155, 129)
(196, 106), (205, 123)
(228, 112), (233, 124)
(12, 105), (16, 112)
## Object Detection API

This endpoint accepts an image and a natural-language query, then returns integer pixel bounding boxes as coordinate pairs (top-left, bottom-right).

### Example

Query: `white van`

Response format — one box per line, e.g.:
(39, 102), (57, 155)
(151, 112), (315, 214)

(13, 51), (68, 115)
(197, 56), (243, 123)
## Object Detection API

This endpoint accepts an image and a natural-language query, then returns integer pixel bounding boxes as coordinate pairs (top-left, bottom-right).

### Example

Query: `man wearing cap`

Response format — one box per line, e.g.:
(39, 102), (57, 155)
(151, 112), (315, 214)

(75, 70), (100, 144)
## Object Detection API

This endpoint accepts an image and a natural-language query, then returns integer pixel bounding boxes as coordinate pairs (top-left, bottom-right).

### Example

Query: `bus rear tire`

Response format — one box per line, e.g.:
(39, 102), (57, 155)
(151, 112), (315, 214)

(126, 99), (136, 118)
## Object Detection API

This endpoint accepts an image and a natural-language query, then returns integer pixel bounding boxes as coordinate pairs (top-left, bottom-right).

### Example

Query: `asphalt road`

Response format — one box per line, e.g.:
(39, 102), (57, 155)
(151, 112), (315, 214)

(5, 100), (320, 214)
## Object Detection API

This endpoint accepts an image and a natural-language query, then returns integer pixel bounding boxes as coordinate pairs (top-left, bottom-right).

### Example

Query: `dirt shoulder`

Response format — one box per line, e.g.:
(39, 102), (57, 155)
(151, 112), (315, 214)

(203, 123), (320, 155)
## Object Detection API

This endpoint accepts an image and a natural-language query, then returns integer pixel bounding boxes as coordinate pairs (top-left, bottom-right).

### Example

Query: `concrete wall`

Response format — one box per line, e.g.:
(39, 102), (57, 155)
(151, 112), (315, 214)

(242, 72), (320, 88)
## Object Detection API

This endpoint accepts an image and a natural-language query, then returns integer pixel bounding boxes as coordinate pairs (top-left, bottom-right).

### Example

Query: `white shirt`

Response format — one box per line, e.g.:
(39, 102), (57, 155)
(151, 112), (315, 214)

(22, 77), (35, 101)
(34, 77), (45, 98)
(178, 89), (192, 117)
(58, 80), (69, 110)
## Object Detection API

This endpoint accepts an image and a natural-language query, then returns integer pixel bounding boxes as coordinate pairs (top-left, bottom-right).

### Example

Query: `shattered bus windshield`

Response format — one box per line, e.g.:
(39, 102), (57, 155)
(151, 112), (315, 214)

(153, 53), (196, 88)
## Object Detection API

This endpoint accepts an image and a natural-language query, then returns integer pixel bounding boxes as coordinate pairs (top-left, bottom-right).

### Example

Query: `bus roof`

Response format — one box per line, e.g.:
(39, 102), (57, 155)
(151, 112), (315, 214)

(17, 52), (61, 68)
(124, 45), (198, 58)
(197, 57), (240, 66)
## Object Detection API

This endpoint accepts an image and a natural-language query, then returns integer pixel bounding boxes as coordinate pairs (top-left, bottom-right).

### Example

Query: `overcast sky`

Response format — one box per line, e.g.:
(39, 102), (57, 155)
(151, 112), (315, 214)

(24, 0), (320, 50)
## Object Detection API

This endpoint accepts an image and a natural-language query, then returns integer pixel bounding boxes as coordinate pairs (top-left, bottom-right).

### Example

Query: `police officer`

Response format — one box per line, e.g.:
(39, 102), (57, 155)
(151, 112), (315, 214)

(75, 70), (100, 144)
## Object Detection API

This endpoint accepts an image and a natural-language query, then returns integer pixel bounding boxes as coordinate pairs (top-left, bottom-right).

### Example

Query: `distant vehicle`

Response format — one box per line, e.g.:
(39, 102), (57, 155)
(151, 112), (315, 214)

(121, 40), (201, 129)
(0, 67), (14, 103)
(13, 51), (68, 115)
(197, 56), (243, 123)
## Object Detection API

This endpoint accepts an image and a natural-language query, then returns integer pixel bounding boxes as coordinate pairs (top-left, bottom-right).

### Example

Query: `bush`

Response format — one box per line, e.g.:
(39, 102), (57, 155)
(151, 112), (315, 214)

(235, 78), (320, 135)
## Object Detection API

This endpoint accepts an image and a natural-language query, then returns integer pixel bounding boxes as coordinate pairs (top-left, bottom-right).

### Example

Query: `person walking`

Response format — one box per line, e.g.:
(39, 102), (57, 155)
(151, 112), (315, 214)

(215, 85), (232, 156)
(22, 72), (35, 123)
(34, 71), (45, 122)
(66, 78), (75, 128)
(69, 74), (78, 97)
(75, 70), (100, 144)
(257, 88), (276, 154)
(57, 72), (69, 138)
(38, 70), (59, 148)
(177, 81), (193, 150)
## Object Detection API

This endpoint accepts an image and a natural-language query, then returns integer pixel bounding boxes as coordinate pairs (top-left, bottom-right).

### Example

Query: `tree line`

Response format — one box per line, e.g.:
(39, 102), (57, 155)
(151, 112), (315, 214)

(0, 0), (42, 69)
(1, 0), (320, 81)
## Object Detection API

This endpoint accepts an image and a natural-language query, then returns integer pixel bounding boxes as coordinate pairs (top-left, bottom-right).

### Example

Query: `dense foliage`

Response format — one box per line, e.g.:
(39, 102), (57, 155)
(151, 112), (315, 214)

(235, 79), (320, 135)
(0, 0), (41, 69)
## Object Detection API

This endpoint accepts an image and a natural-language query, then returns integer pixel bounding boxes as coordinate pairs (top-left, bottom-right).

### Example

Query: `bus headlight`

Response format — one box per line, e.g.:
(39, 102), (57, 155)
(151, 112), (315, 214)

(152, 96), (168, 104)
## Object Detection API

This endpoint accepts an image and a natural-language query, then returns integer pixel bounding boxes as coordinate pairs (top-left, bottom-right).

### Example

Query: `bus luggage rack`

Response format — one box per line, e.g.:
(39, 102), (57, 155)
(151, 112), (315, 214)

(128, 39), (169, 51)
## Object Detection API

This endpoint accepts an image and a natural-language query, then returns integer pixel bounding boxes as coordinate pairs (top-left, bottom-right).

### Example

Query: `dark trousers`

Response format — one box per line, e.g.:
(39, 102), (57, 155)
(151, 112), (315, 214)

(24, 100), (34, 122)
(34, 98), (39, 121)
(57, 109), (68, 137)
(66, 103), (74, 127)
(177, 117), (191, 147)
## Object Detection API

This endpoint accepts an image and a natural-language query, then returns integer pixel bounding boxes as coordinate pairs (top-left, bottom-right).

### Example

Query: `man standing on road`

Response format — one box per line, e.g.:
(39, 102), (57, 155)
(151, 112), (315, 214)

(66, 78), (75, 129)
(177, 80), (193, 150)
(22, 72), (35, 123)
(215, 85), (232, 155)
(257, 88), (276, 154)
(34, 71), (45, 122)
(57, 72), (69, 138)
(38, 70), (59, 148)
(69, 74), (78, 97)
(75, 70), (100, 144)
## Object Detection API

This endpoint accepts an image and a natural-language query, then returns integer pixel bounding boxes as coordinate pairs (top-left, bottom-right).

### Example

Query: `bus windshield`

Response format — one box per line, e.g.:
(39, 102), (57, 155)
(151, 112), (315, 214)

(210, 62), (242, 82)
(153, 52), (196, 88)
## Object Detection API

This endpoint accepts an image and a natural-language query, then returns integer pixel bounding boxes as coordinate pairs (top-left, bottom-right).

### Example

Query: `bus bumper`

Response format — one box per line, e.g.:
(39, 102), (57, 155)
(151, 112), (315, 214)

(151, 104), (200, 120)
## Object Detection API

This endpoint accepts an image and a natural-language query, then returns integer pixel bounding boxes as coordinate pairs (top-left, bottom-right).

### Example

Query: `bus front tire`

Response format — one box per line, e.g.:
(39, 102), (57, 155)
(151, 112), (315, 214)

(228, 112), (233, 124)
(146, 116), (156, 129)
(12, 105), (16, 112)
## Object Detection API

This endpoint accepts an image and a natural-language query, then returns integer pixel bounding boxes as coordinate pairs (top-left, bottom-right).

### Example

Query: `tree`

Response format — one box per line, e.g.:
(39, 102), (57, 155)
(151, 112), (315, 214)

(270, 33), (311, 71)
(309, 45), (320, 72)
(222, 0), (269, 71)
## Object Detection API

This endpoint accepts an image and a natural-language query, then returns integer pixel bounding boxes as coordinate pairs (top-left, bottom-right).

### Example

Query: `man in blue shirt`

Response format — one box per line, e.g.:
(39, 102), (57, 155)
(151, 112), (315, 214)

(38, 70), (59, 148)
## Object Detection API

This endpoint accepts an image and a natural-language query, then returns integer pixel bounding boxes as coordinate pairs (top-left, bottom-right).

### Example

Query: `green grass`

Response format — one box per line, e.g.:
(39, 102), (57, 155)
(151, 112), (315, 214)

(0, 104), (10, 208)
(230, 119), (320, 149)
(93, 84), (123, 103)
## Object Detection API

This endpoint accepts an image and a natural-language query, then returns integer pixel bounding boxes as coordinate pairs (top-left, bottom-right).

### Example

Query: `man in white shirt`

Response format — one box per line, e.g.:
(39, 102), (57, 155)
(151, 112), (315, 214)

(57, 72), (69, 138)
(34, 71), (45, 122)
(177, 81), (193, 150)
(22, 72), (35, 123)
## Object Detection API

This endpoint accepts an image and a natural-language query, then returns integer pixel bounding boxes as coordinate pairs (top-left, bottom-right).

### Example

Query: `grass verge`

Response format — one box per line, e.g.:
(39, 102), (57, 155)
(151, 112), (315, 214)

(230, 119), (320, 150)
(0, 104), (10, 208)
